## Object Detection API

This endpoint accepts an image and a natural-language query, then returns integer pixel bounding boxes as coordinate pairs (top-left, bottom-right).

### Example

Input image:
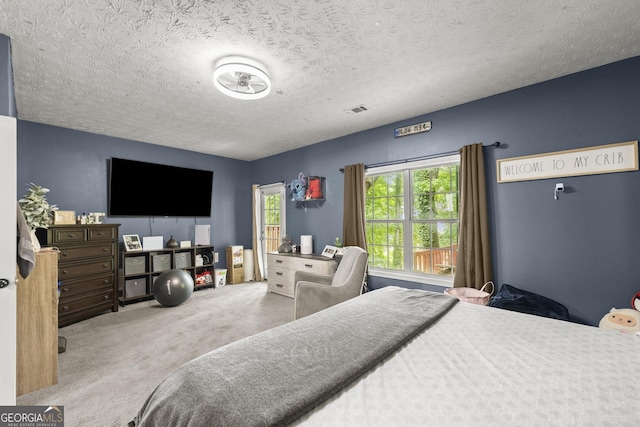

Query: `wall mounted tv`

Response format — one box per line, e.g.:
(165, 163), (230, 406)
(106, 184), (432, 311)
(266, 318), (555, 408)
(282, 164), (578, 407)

(108, 157), (214, 217)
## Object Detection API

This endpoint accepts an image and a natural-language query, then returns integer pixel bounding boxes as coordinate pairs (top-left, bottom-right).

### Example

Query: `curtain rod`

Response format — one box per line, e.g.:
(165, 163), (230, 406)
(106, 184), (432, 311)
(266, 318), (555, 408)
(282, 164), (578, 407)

(339, 141), (501, 172)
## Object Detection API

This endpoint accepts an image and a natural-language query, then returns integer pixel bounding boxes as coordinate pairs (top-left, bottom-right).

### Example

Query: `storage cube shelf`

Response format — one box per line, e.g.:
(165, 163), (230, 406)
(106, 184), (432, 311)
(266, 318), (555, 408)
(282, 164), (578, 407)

(119, 245), (215, 305)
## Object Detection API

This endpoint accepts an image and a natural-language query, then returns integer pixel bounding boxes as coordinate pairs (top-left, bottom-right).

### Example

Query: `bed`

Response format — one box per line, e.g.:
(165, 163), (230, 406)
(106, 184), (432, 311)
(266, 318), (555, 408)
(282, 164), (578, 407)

(131, 286), (640, 426)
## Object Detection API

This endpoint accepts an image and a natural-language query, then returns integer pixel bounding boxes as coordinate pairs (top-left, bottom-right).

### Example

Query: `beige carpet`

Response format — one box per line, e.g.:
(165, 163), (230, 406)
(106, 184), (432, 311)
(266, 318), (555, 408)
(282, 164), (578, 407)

(17, 282), (294, 427)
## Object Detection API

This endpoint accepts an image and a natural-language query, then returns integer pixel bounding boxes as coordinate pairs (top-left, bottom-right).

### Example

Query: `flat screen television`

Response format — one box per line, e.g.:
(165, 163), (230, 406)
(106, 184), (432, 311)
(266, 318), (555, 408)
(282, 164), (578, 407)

(108, 157), (214, 217)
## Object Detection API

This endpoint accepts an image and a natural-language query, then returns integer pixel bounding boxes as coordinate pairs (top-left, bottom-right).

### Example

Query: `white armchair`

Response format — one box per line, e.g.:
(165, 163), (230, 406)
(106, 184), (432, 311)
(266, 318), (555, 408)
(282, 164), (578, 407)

(293, 246), (368, 319)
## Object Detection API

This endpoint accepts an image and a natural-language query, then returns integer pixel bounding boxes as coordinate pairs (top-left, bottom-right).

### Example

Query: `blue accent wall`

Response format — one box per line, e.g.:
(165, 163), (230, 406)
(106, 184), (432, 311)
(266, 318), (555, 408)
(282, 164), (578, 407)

(0, 34), (16, 117)
(251, 56), (640, 326)
(17, 121), (253, 267)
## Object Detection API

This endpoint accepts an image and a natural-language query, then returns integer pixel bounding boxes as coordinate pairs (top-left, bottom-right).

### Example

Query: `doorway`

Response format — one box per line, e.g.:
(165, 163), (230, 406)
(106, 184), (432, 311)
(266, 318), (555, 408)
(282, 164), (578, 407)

(258, 183), (285, 278)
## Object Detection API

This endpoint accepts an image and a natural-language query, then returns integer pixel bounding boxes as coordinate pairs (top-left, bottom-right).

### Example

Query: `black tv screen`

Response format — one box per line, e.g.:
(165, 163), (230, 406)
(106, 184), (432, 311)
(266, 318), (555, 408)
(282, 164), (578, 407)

(108, 157), (213, 217)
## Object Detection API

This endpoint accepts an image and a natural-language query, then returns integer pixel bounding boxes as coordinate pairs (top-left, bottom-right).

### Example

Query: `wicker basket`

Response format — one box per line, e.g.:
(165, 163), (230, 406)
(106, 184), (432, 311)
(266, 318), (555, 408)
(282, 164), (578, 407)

(444, 281), (494, 305)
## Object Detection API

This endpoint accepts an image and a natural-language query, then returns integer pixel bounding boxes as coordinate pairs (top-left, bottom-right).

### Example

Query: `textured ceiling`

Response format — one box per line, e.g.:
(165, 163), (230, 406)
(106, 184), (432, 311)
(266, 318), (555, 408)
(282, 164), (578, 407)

(1, 1), (640, 161)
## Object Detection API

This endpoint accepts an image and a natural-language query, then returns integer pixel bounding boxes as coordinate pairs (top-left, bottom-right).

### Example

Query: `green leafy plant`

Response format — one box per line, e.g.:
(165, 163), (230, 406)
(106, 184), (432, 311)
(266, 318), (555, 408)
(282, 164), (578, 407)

(18, 183), (58, 230)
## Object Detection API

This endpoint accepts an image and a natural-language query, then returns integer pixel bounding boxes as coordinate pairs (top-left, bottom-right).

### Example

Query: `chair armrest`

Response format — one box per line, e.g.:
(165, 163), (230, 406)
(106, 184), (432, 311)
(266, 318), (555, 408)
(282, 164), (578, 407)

(294, 281), (358, 319)
(294, 270), (333, 286)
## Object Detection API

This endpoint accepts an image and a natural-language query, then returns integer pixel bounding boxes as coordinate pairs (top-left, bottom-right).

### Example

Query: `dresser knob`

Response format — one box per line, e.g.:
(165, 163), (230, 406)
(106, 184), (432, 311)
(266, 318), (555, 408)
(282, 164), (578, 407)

(62, 288), (69, 293)
(276, 272), (283, 276)
(68, 233), (75, 238)
(104, 295), (109, 300)
(304, 264), (313, 268)
(62, 270), (69, 274)
(62, 252), (69, 257)
(63, 306), (69, 311)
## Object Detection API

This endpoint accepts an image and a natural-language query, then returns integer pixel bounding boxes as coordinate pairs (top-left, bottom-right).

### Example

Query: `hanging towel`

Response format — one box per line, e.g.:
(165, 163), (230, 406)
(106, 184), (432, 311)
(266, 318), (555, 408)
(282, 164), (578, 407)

(17, 202), (36, 278)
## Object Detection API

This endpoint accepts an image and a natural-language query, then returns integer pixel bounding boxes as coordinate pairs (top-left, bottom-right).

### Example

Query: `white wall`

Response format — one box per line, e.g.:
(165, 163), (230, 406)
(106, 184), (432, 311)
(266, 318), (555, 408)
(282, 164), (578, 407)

(0, 115), (17, 403)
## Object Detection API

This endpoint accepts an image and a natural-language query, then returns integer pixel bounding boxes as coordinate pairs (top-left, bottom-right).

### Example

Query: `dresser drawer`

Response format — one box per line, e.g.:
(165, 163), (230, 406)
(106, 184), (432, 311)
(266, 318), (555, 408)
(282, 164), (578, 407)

(59, 258), (114, 280)
(58, 274), (114, 300)
(293, 257), (337, 275)
(267, 271), (295, 297)
(268, 266), (295, 285)
(88, 226), (118, 241)
(59, 243), (115, 262)
(59, 297), (114, 327)
(267, 253), (295, 268)
(50, 227), (87, 244)
(59, 289), (114, 315)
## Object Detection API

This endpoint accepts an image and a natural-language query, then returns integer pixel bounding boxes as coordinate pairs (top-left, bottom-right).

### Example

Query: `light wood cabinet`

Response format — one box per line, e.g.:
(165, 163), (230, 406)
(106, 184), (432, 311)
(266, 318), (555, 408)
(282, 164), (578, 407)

(16, 250), (58, 396)
(267, 252), (337, 298)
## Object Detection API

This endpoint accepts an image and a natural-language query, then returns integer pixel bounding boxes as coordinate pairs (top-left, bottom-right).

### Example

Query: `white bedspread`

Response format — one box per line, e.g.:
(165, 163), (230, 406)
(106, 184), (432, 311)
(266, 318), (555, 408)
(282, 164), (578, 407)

(293, 301), (640, 426)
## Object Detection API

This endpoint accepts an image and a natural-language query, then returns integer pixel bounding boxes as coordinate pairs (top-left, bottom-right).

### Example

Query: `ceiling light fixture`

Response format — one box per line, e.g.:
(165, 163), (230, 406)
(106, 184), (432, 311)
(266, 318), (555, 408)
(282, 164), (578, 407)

(213, 61), (271, 100)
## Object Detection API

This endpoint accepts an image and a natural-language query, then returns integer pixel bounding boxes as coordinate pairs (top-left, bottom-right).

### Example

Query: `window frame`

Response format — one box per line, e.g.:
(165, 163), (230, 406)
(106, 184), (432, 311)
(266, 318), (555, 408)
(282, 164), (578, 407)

(365, 154), (460, 288)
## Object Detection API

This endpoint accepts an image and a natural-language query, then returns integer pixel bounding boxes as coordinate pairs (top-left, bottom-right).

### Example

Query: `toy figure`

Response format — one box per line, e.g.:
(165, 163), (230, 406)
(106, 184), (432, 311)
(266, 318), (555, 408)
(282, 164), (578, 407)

(288, 172), (306, 201)
(598, 307), (640, 335)
(632, 291), (640, 311)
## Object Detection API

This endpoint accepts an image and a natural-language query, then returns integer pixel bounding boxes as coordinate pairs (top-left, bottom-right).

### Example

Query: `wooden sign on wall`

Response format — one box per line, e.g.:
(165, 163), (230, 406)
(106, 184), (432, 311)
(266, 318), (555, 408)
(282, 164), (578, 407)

(394, 121), (431, 138)
(497, 141), (638, 183)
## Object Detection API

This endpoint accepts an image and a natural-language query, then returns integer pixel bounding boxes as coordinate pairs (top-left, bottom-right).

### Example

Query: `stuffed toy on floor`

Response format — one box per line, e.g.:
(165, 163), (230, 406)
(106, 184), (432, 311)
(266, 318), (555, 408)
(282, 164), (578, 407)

(598, 307), (640, 336)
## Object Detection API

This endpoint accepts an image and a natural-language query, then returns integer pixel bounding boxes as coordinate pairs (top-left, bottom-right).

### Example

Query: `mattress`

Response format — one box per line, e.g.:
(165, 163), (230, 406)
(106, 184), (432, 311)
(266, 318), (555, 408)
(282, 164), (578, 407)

(293, 301), (640, 426)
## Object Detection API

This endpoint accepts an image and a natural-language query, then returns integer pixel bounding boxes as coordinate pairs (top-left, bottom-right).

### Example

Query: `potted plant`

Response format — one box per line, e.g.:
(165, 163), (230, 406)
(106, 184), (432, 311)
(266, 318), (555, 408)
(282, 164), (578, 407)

(18, 183), (58, 251)
(334, 237), (344, 256)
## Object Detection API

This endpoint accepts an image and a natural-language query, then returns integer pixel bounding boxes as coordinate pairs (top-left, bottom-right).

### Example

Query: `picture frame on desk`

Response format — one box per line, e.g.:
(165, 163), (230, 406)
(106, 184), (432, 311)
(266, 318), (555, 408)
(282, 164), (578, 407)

(321, 245), (338, 258)
(123, 234), (142, 252)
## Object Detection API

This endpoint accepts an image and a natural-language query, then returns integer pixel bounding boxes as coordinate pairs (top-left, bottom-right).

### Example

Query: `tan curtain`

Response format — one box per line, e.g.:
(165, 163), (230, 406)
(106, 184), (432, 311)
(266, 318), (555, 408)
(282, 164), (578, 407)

(251, 184), (264, 281)
(342, 163), (367, 250)
(453, 143), (492, 289)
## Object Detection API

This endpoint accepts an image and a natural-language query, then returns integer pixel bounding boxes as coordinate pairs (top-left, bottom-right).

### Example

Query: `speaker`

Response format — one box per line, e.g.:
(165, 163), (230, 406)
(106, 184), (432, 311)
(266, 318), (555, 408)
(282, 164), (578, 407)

(195, 224), (210, 246)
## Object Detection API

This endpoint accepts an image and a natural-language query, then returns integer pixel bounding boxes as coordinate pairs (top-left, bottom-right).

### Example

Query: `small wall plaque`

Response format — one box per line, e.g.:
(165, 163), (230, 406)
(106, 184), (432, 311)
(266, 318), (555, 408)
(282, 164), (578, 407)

(394, 121), (431, 138)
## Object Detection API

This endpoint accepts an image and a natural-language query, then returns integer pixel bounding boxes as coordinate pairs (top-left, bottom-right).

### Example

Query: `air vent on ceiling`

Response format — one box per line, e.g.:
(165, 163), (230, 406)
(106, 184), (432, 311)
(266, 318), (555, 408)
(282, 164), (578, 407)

(345, 104), (369, 114)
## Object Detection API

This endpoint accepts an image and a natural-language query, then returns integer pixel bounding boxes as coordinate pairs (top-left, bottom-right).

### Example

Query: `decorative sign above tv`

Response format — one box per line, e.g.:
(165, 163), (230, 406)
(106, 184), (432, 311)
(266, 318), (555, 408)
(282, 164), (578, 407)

(496, 141), (638, 183)
(108, 157), (214, 217)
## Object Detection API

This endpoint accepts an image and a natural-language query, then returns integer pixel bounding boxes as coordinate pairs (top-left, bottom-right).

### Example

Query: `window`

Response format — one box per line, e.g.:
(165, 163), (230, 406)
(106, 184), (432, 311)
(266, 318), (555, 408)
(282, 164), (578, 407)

(365, 155), (459, 287)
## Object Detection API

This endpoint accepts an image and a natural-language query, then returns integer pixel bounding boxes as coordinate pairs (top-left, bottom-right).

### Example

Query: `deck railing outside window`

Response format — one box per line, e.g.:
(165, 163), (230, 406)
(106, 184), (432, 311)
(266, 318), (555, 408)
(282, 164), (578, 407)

(413, 245), (457, 276)
(265, 224), (281, 254)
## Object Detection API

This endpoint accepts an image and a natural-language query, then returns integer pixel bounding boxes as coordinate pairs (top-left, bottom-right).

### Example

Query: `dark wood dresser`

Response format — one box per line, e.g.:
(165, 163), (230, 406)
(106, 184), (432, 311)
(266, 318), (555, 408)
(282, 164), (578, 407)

(38, 224), (120, 327)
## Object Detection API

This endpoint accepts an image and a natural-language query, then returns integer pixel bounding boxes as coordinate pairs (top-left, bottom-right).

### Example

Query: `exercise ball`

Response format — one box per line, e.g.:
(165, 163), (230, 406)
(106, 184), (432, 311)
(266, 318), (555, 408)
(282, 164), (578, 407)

(153, 269), (194, 307)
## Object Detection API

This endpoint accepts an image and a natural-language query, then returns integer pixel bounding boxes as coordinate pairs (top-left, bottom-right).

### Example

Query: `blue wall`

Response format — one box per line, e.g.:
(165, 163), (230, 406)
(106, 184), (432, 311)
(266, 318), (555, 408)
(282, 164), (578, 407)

(251, 56), (640, 326)
(17, 121), (253, 267)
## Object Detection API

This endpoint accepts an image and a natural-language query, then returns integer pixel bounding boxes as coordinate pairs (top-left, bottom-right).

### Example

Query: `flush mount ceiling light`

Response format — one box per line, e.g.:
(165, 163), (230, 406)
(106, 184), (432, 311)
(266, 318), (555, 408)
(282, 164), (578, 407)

(213, 61), (271, 100)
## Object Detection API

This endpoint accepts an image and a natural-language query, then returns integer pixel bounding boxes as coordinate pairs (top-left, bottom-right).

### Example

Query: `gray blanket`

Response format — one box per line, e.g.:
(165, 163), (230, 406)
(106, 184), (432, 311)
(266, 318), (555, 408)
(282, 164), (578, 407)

(132, 286), (457, 427)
